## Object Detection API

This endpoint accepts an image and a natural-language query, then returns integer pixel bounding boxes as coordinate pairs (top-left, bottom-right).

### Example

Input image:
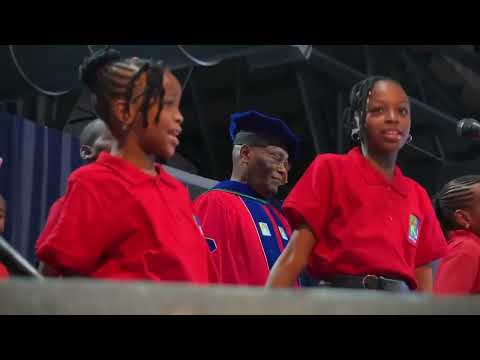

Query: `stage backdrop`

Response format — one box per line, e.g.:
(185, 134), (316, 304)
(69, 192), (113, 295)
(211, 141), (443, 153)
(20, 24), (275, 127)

(0, 112), (82, 264)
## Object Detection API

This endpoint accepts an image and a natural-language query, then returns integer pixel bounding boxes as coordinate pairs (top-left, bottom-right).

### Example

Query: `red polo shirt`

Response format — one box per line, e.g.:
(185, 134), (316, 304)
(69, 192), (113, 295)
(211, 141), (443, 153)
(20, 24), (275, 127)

(283, 147), (447, 289)
(434, 230), (480, 295)
(36, 152), (217, 284)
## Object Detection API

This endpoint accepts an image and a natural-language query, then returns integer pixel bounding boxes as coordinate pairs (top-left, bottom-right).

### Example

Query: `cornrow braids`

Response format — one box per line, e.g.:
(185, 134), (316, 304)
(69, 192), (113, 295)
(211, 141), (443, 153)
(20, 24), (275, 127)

(79, 48), (122, 93)
(433, 175), (480, 237)
(79, 49), (166, 129)
(128, 60), (165, 127)
(343, 76), (401, 145)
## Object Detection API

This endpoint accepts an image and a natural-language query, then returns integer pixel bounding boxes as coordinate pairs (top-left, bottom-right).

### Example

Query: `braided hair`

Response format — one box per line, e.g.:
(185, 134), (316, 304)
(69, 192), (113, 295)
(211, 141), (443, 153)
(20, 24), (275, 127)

(343, 76), (404, 145)
(78, 48), (166, 130)
(433, 175), (480, 237)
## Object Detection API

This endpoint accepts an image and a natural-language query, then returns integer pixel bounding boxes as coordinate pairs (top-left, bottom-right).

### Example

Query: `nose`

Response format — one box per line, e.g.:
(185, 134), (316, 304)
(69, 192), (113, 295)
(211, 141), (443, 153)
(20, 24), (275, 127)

(277, 162), (288, 181)
(385, 108), (399, 123)
(175, 109), (184, 125)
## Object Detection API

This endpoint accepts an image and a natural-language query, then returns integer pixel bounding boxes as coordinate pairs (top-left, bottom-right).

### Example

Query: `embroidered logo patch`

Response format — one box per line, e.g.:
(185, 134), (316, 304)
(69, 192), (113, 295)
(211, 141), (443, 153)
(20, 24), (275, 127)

(259, 222), (272, 237)
(408, 214), (420, 243)
(278, 226), (289, 241)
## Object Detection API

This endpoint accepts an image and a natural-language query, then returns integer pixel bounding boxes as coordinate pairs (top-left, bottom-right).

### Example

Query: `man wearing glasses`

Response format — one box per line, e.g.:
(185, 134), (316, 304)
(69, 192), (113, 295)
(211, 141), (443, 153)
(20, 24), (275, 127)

(194, 111), (299, 286)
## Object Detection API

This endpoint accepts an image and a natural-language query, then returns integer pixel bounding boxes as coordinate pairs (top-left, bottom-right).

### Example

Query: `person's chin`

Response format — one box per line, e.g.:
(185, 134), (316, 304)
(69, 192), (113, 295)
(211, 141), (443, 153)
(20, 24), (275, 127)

(267, 186), (279, 197)
(157, 146), (175, 161)
(373, 140), (403, 154)
(384, 142), (403, 153)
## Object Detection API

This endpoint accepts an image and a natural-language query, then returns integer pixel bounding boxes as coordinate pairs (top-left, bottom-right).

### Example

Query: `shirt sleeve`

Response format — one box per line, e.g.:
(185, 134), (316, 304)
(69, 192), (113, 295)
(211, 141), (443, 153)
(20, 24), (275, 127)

(35, 178), (115, 276)
(36, 197), (64, 250)
(414, 188), (448, 267)
(282, 155), (334, 240)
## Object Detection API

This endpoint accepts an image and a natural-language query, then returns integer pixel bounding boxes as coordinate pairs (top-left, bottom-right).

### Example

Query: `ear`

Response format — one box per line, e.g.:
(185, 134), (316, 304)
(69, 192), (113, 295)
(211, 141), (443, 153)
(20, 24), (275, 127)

(112, 99), (136, 128)
(80, 145), (94, 160)
(239, 145), (252, 163)
(454, 209), (472, 229)
(360, 112), (369, 129)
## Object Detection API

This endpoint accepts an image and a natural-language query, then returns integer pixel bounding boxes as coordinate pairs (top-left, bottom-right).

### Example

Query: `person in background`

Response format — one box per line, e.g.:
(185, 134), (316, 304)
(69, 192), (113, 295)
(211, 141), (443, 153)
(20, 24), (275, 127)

(195, 111), (300, 286)
(433, 175), (480, 295)
(79, 118), (113, 163)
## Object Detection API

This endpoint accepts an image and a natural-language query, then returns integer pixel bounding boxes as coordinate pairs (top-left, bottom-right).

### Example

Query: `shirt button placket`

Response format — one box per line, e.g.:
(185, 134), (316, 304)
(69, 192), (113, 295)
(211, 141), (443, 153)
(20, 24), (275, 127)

(387, 186), (393, 222)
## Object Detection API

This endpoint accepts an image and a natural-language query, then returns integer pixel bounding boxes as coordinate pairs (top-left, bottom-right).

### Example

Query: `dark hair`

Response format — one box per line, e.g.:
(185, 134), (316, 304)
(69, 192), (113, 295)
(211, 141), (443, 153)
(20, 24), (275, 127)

(433, 175), (480, 237)
(343, 76), (405, 145)
(78, 48), (166, 130)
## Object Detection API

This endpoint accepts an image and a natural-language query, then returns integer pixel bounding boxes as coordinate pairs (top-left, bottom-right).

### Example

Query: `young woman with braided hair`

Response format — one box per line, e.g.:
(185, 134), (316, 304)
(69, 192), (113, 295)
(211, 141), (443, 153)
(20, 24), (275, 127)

(433, 175), (480, 294)
(267, 76), (447, 292)
(36, 49), (217, 284)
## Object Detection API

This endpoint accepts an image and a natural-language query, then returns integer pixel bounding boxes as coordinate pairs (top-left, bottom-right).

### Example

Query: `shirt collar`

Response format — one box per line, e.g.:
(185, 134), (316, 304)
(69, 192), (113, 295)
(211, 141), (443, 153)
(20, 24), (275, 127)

(349, 146), (409, 197)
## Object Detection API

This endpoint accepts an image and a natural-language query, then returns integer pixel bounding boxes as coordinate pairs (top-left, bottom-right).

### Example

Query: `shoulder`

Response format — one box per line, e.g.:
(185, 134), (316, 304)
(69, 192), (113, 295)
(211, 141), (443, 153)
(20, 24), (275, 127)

(301, 152), (347, 179)
(196, 189), (241, 206)
(403, 177), (433, 207)
(159, 165), (189, 192)
(311, 152), (347, 167)
(295, 153), (350, 190)
(195, 189), (245, 216)
(404, 176), (427, 194)
(450, 233), (480, 256)
(69, 162), (121, 186)
(66, 162), (129, 201)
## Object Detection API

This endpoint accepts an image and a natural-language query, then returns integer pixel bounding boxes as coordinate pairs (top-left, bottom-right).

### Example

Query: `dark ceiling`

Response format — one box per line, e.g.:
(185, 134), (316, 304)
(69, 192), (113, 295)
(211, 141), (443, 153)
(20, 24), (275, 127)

(1, 45), (480, 197)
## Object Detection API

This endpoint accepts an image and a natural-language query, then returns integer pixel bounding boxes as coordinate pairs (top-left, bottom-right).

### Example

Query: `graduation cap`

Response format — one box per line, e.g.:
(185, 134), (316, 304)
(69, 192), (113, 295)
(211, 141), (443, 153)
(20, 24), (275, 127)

(229, 111), (299, 160)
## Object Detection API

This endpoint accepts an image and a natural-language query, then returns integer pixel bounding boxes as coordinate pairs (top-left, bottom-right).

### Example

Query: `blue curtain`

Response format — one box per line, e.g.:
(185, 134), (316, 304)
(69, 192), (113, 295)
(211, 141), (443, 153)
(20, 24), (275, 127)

(0, 112), (82, 264)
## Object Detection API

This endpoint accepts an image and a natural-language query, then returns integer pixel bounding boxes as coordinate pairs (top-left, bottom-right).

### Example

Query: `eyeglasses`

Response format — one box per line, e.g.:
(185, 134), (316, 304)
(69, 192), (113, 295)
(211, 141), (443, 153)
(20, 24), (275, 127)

(249, 145), (291, 171)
